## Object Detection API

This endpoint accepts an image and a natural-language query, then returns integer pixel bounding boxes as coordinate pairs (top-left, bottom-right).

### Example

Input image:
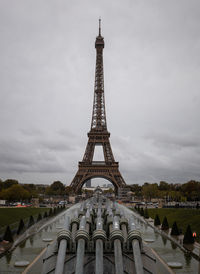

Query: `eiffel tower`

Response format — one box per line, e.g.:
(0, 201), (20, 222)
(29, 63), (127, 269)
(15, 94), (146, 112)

(70, 20), (126, 193)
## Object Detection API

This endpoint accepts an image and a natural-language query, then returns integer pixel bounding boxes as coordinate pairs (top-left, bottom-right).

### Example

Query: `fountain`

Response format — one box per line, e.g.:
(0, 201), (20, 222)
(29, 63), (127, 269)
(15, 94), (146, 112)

(0, 197), (199, 273)
(23, 196), (172, 274)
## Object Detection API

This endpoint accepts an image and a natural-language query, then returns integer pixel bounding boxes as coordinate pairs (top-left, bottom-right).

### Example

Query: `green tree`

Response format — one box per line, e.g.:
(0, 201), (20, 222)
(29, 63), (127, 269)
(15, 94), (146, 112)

(3, 179), (18, 189)
(45, 186), (52, 196)
(0, 179), (3, 191)
(129, 184), (142, 197)
(142, 183), (158, 201)
(46, 181), (65, 195)
(65, 186), (73, 195)
(168, 190), (181, 202)
(181, 181), (200, 201)
(22, 184), (38, 198)
(158, 181), (170, 191)
(51, 181), (65, 191)
(37, 186), (46, 195)
(0, 184), (31, 201)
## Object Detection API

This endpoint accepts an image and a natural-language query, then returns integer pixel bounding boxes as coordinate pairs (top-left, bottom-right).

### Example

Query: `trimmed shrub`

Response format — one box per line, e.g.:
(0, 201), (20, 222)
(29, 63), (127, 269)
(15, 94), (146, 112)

(144, 207), (149, 219)
(183, 225), (194, 244)
(154, 214), (161, 226)
(171, 241), (177, 250)
(171, 221), (180, 236)
(48, 208), (53, 216)
(28, 215), (34, 228)
(5, 252), (12, 264)
(161, 216), (169, 230)
(17, 219), (25, 235)
(3, 226), (13, 242)
(37, 213), (42, 222)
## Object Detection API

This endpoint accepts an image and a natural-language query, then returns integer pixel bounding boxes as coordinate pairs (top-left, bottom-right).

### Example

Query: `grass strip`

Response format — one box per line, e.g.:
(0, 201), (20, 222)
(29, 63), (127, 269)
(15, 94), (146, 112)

(148, 208), (200, 242)
(0, 208), (50, 228)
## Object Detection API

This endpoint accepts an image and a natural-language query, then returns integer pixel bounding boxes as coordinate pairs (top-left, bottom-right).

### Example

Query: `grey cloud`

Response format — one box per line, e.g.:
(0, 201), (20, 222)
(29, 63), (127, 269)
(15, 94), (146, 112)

(0, 0), (200, 185)
(145, 133), (200, 149)
(20, 128), (43, 137)
(0, 138), (66, 173)
(57, 129), (77, 139)
(36, 139), (74, 152)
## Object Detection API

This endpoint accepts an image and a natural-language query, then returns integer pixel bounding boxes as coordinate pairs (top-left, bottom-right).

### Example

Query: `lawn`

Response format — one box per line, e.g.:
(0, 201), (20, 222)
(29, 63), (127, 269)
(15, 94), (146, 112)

(147, 208), (200, 242)
(0, 207), (50, 228)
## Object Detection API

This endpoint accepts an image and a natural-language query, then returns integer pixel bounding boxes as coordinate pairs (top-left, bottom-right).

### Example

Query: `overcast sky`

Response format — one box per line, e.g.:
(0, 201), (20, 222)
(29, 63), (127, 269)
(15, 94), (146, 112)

(0, 0), (200, 186)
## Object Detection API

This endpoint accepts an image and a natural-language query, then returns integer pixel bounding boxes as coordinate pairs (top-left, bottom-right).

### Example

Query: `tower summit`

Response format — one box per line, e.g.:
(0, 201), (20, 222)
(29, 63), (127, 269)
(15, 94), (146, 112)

(70, 21), (126, 193)
(91, 18), (106, 131)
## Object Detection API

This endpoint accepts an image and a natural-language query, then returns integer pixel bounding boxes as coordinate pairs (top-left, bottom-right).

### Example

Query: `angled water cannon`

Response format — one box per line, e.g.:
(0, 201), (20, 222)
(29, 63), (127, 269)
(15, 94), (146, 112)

(109, 216), (125, 274)
(71, 210), (79, 241)
(128, 216), (144, 274)
(93, 215), (107, 274)
(55, 216), (72, 274)
(120, 210), (128, 242)
(75, 216), (90, 274)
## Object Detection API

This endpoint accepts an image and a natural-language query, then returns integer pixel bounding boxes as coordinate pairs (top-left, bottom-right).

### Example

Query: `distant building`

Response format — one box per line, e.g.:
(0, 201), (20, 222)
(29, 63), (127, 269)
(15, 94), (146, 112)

(31, 198), (39, 207)
(118, 187), (131, 201)
(68, 195), (76, 204)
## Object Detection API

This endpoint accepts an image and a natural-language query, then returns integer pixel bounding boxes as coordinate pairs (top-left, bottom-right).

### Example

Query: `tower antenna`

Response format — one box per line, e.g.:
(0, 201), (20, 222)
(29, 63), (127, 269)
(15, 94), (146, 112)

(99, 17), (101, 36)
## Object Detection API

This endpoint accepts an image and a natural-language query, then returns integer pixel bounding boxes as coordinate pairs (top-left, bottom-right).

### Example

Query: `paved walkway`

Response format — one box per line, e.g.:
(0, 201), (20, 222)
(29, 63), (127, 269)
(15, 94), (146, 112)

(193, 242), (200, 258)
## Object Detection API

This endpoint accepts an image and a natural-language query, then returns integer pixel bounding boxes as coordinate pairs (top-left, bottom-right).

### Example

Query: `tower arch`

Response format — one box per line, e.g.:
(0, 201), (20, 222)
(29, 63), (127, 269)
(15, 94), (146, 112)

(76, 175), (118, 193)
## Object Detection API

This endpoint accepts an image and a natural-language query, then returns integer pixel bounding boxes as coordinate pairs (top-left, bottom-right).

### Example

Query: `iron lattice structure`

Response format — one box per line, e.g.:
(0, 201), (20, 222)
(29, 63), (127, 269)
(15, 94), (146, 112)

(70, 21), (126, 193)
